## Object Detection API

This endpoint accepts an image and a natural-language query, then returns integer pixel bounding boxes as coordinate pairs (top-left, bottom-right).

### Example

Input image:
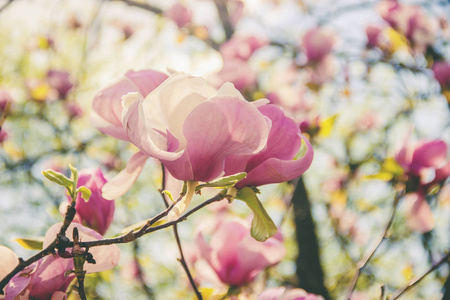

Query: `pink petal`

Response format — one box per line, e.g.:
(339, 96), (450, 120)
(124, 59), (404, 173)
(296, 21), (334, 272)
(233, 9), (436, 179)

(43, 223), (120, 273)
(5, 263), (36, 300)
(166, 96), (269, 181)
(237, 134), (313, 188)
(404, 193), (435, 233)
(257, 287), (286, 300)
(0, 246), (18, 281)
(411, 140), (448, 173)
(102, 151), (148, 200)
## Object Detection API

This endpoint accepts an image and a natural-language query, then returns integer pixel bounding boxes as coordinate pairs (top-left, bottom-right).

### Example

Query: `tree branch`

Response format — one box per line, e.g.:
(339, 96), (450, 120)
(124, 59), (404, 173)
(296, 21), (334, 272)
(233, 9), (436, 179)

(345, 188), (404, 299)
(391, 251), (450, 299)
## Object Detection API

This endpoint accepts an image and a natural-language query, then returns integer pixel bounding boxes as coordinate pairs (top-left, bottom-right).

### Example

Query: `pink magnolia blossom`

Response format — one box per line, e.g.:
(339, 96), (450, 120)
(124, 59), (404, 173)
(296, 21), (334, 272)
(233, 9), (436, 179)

(47, 70), (73, 99)
(432, 61), (450, 88)
(307, 55), (336, 86)
(91, 69), (168, 141)
(403, 192), (434, 233)
(165, 3), (192, 28)
(366, 25), (383, 48)
(224, 104), (313, 188)
(395, 139), (450, 186)
(63, 168), (115, 235)
(377, 0), (436, 53)
(196, 218), (285, 286)
(4, 223), (120, 300)
(0, 129), (8, 144)
(102, 73), (269, 199)
(257, 287), (324, 300)
(228, 0), (244, 27)
(220, 35), (268, 61)
(215, 58), (257, 91)
(301, 28), (336, 63)
(0, 89), (12, 111)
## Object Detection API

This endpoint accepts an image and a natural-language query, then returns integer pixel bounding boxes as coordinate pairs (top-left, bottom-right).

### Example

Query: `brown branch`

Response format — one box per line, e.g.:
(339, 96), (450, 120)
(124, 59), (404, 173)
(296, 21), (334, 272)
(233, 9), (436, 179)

(0, 0), (14, 13)
(345, 188), (404, 299)
(213, 0), (234, 40)
(132, 241), (155, 299)
(390, 251), (450, 299)
(112, 0), (162, 14)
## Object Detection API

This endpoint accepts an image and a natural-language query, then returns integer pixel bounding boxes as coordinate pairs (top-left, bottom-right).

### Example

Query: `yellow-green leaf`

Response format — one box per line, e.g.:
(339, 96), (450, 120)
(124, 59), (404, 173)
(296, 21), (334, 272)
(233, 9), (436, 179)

(14, 237), (44, 250)
(77, 186), (91, 202)
(42, 170), (72, 188)
(235, 187), (277, 242)
(196, 172), (247, 191)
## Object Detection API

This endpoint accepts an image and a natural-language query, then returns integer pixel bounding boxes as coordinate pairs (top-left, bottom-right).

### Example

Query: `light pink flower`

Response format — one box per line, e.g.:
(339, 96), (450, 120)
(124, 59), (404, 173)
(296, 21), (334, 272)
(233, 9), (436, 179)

(0, 129), (8, 144)
(403, 192), (434, 233)
(196, 218), (285, 286)
(47, 70), (73, 99)
(0, 89), (12, 111)
(301, 28), (336, 63)
(4, 223), (120, 300)
(91, 69), (168, 141)
(220, 35), (268, 61)
(224, 104), (313, 188)
(395, 139), (450, 186)
(63, 168), (115, 235)
(377, 0), (436, 53)
(215, 58), (257, 91)
(366, 25), (383, 48)
(432, 61), (450, 88)
(257, 287), (324, 300)
(165, 3), (192, 28)
(102, 73), (269, 199)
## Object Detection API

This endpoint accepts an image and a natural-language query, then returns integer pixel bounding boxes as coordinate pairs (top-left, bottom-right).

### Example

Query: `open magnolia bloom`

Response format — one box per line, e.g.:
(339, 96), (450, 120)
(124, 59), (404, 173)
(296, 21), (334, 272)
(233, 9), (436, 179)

(3, 223), (120, 300)
(101, 72), (269, 202)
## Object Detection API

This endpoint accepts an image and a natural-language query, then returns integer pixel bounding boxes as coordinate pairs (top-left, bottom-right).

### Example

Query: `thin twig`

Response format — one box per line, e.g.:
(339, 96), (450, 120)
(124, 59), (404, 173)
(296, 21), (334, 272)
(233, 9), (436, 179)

(113, 0), (162, 14)
(132, 241), (155, 299)
(213, 0), (234, 40)
(390, 251), (450, 299)
(0, 0), (13, 13)
(345, 188), (404, 299)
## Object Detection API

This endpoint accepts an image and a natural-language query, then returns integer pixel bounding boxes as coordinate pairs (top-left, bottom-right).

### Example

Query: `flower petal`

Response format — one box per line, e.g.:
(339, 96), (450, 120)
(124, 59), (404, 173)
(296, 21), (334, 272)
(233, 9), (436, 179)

(404, 193), (435, 233)
(102, 151), (149, 200)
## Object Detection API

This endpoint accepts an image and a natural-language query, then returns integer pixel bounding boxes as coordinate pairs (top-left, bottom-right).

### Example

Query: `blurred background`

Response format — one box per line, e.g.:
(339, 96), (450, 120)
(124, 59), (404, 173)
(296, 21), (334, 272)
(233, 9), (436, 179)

(0, 0), (449, 299)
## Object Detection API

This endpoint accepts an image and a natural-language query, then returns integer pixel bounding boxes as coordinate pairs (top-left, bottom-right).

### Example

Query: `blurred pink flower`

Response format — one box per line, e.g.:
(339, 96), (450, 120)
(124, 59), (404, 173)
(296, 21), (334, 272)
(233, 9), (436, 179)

(220, 35), (268, 61)
(91, 69), (168, 141)
(47, 70), (73, 99)
(377, 0), (436, 53)
(102, 73), (269, 199)
(165, 3), (192, 28)
(0, 129), (8, 144)
(403, 192), (434, 233)
(225, 104), (313, 188)
(395, 139), (450, 186)
(63, 168), (115, 235)
(228, 0), (244, 27)
(257, 287), (324, 300)
(432, 61), (450, 88)
(0, 89), (12, 111)
(308, 55), (336, 85)
(4, 223), (120, 300)
(64, 102), (83, 118)
(196, 218), (285, 286)
(365, 25), (383, 48)
(301, 28), (336, 63)
(215, 58), (257, 91)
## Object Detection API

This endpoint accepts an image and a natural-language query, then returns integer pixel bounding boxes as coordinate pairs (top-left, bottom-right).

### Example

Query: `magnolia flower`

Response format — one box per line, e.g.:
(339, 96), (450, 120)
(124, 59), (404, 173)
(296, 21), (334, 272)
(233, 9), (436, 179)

(91, 69), (168, 141)
(214, 58), (257, 91)
(4, 223), (120, 300)
(301, 28), (336, 63)
(395, 139), (450, 186)
(225, 104), (313, 188)
(196, 218), (285, 286)
(220, 35), (268, 61)
(0, 246), (18, 299)
(257, 287), (324, 300)
(403, 192), (434, 233)
(432, 61), (450, 88)
(366, 25), (383, 48)
(165, 3), (192, 28)
(377, 0), (436, 53)
(102, 72), (269, 200)
(62, 168), (114, 235)
(47, 70), (73, 99)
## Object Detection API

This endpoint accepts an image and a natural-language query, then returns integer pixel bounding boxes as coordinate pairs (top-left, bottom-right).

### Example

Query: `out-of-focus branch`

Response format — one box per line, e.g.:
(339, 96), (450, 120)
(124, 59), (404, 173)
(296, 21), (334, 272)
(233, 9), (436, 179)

(0, 0), (14, 13)
(132, 241), (155, 299)
(213, 0), (234, 40)
(345, 187), (404, 299)
(112, 0), (162, 14)
(292, 177), (330, 299)
(391, 251), (450, 299)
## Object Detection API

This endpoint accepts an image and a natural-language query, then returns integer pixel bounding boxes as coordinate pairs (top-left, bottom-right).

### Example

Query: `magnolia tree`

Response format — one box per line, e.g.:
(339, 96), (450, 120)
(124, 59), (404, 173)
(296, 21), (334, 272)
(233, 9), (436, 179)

(0, 0), (449, 299)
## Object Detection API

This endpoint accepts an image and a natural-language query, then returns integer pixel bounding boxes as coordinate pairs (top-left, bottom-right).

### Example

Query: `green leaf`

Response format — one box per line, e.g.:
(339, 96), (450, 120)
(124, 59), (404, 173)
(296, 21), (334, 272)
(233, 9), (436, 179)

(69, 165), (78, 186)
(77, 186), (91, 202)
(196, 172), (247, 191)
(235, 187), (277, 242)
(116, 219), (166, 236)
(14, 237), (44, 250)
(42, 170), (72, 189)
